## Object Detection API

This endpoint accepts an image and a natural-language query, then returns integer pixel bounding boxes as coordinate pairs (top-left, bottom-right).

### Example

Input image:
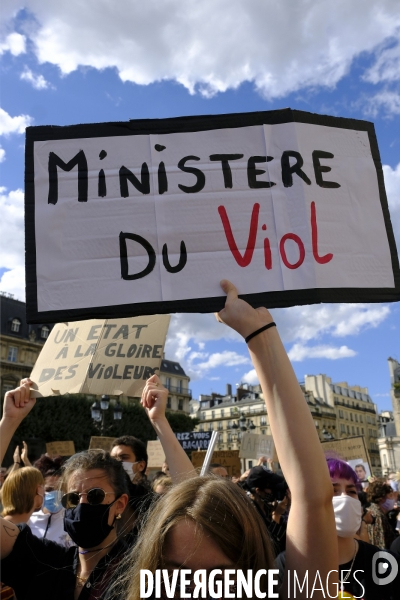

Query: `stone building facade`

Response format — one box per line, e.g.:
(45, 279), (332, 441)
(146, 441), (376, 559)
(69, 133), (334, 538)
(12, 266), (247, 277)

(0, 293), (54, 396)
(304, 374), (381, 471)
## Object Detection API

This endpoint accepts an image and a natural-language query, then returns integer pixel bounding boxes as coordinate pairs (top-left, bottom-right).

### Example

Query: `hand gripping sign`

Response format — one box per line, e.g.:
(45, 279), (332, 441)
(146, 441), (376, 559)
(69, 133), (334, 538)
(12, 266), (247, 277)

(25, 109), (400, 323)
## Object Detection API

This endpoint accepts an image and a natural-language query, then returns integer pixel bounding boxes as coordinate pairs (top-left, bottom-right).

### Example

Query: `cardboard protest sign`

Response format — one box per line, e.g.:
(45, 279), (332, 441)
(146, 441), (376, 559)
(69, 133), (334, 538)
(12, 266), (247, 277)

(347, 459), (371, 482)
(89, 436), (115, 451)
(25, 109), (400, 323)
(46, 441), (75, 456)
(29, 315), (170, 396)
(239, 432), (275, 460)
(175, 431), (212, 451)
(191, 450), (241, 478)
(147, 440), (165, 468)
(321, 436), (372, 474)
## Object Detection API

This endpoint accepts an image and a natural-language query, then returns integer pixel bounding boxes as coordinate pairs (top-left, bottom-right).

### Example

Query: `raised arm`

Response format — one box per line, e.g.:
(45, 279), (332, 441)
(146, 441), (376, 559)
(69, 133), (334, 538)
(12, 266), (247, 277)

(0, 380), (35, 559)
(216, 280), (337, 598)
(0, 380), (35, 465)
(141, 375), (196, 483)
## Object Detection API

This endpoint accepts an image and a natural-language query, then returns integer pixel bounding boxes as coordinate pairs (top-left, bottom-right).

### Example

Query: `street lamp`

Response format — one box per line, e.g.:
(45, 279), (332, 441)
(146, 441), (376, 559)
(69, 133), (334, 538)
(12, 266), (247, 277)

(91, 396), (123, 436)
(113, 401), (123, 421)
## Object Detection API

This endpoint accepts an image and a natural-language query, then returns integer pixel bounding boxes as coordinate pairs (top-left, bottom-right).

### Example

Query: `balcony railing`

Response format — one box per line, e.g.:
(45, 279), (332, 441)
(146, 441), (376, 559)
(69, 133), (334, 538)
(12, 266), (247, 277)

(334, 399), (376, 414)
(164, 383), (192, 398)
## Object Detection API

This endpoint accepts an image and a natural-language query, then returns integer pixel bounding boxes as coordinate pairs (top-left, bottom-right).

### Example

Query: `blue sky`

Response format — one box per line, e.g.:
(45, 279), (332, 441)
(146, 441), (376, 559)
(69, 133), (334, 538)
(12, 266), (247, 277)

(1, 1), (399, 412)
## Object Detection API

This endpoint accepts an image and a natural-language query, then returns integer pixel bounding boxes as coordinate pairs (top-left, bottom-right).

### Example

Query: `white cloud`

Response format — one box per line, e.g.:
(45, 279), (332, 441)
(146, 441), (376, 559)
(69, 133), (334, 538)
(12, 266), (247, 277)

(20, 67), (52, 90)
(383, 162), (400, 251)
(288, 343), (357, 362)
(2, 1), (400, 99)
(194, 351), (250, 373)
(364, 38), (400, 83)
(0, 107), (33, 136)
(0, 265), (25, 301)
(0, 32), (26, 56)
(0, 188), (25, 301)
(363, 89), (400, 117)
(242, 369), (259, 386)
(0, 146), (5, 162)
(274, 303), (390, 344)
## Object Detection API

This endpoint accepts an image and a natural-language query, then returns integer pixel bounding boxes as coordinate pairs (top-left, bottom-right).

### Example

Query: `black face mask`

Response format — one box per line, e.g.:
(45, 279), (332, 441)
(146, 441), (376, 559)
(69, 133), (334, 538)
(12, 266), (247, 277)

(261, 492), (276, 504)
(63, 501), (117, 549)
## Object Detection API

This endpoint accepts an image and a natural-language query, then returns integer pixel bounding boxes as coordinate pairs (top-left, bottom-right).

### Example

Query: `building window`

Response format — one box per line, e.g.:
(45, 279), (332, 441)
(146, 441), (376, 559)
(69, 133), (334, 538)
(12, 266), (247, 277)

(227, 420), (232, 429)
(199, 424), (204, 432)
(211, 410), (215, 418)
(167, 397), (171, 409)
(227, 433), (233, 443)
(7, 347), (18, 362)
(41, 326), (50, 339)
(352, 426), (355, 435)
(354, 414), (358, 422)
(360, 415), (363, 423)
(261, 429), (266, 435)
(347, 425), (350, 434)
(362, 428), (364, 435)
(178, 380), (183, 392)
(11, 319), (21, 333)
(260, 416), (267, 425)
(217, 422), (223, 431)
(340, 424), (346, 433)
(208, 423), (213, 431)
(178, 399), (183, 411)
(350, 413), (353, 421)
(357, 427), (360, 435)
(221, 409), (225, 418)
(165, 377), (171, 389)
(339, 410), (344, 418)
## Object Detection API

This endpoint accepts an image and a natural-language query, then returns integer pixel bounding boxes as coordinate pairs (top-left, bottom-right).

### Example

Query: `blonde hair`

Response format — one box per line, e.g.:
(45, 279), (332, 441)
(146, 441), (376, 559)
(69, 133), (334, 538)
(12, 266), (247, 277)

(152, 475), (173, 493)
(0, 467), (44, 516)
(112, 476), (274, 600)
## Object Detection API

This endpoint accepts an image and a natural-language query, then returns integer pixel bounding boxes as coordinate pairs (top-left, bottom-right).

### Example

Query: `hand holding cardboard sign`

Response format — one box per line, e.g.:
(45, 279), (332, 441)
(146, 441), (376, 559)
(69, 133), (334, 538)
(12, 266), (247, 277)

(141, 374), (168, 423)
(216, 279), (274, 339)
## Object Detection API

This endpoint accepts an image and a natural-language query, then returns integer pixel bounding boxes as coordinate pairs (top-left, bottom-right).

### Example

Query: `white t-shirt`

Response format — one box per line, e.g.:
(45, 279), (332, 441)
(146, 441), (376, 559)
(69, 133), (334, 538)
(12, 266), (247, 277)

(28, 508), (75, 547)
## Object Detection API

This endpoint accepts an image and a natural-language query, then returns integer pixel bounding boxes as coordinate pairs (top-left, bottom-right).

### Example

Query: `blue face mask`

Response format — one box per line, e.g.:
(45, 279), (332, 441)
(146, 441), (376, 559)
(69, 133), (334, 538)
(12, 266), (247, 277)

(44, 490), (63, 513)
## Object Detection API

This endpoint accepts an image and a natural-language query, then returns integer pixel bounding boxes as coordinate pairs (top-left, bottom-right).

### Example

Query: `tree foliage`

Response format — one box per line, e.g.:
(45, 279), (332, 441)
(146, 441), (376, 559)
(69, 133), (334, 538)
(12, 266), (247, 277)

(1, 395), (199, 464)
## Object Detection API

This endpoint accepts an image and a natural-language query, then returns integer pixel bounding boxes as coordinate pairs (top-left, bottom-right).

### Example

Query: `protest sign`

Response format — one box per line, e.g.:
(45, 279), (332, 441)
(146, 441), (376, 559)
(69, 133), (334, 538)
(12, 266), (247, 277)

(89, 436), (115, 451)
(175, 431), (212, 451)
(321, 436), (372, 474)
(46, 441), (75, 456)
(147, 440), (165, 468)
(25, 109), (399, 323)
(191, 450), (241, 478)
(29, 315), (170, 397)
(239, 432), (275, 460)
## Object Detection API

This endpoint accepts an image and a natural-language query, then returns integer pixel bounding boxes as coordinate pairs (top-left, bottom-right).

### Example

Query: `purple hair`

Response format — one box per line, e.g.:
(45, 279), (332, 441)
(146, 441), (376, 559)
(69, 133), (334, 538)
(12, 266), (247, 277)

(327, 458), (361, 489)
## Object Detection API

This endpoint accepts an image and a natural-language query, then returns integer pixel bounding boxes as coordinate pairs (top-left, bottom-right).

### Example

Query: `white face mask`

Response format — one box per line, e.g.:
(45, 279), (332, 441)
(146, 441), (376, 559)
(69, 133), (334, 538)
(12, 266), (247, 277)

(122, 461), (139, 481)
(332, 495), (362, 537)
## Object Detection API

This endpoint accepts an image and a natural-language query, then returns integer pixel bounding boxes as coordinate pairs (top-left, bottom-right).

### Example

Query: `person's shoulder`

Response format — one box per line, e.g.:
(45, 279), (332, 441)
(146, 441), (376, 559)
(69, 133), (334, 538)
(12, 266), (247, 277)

(8, 523), (76, 562)
(390, 535), (400, 555)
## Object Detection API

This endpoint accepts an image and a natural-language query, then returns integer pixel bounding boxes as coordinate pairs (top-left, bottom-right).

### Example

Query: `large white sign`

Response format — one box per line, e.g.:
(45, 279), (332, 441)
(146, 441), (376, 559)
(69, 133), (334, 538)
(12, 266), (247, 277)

(25, 110), (400, 323)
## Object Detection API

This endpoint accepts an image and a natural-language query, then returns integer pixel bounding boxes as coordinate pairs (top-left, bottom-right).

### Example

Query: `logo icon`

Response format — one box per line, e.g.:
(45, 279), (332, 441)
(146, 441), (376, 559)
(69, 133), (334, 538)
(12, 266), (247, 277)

(372, 551), (398, 586)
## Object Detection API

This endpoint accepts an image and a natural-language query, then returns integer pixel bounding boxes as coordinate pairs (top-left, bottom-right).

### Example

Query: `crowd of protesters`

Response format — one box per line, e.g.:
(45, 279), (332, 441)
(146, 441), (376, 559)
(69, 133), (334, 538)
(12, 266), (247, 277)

(0, 281), (399, 599)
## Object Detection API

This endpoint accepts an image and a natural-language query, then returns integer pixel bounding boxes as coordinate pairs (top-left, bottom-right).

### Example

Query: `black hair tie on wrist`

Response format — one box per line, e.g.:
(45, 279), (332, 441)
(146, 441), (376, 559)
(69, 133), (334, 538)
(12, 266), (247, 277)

(245, 322), (276, 344)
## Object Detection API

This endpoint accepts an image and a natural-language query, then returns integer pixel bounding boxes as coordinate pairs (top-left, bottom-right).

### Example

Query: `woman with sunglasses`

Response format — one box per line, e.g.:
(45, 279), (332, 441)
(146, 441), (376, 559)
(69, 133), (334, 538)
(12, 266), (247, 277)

(0, 380), (130, 600)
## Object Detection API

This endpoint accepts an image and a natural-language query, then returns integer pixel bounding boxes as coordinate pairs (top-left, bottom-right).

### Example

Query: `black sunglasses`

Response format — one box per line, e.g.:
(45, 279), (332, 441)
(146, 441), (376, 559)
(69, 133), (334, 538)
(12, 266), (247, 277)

(61, 488), (115, 509)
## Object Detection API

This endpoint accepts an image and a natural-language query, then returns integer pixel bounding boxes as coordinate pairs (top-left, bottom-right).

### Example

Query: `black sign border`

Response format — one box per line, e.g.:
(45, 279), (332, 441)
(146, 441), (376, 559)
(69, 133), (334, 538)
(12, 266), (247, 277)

(25, 108), (400, 323)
